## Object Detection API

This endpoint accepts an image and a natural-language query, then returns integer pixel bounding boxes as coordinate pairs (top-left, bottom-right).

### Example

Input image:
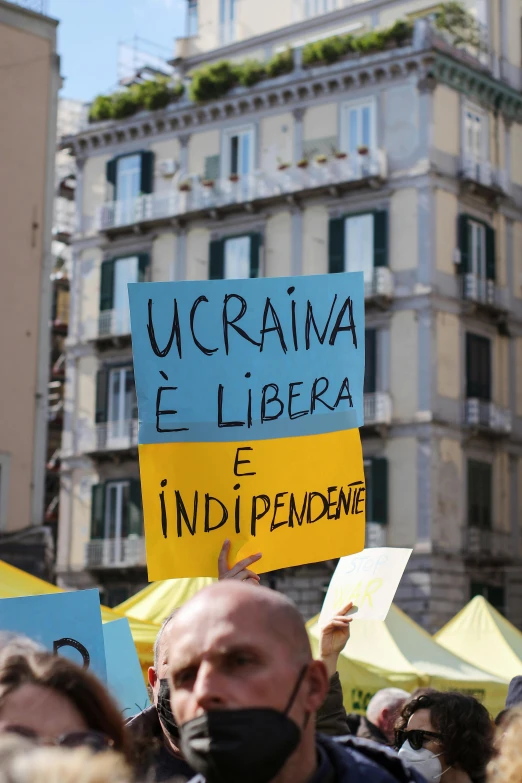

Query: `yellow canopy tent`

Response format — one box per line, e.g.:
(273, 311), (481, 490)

(0, 559), (159, 674)
(115, 577), (215, 625)
(308, 604), (508, 716)
(435, 595), (522, 683)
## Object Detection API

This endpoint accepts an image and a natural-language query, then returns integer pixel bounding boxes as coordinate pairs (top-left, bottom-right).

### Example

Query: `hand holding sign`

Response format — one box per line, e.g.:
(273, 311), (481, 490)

(218, 539), (261, 585)
(320, 601), (354, 679)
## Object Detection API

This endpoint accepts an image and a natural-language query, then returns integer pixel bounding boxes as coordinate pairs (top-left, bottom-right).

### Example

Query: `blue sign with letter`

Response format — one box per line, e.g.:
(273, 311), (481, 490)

(103, 618), (149, 717)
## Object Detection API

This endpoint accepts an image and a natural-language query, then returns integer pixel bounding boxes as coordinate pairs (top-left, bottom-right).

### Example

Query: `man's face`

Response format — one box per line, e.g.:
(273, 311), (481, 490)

(148, 621), (176, 706)
(167, 595), (321, 729)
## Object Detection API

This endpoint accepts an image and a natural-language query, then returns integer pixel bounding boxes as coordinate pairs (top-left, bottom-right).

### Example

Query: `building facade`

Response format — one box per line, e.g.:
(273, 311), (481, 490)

(58, 0), (522, 627)
(0, 0), (60, 578)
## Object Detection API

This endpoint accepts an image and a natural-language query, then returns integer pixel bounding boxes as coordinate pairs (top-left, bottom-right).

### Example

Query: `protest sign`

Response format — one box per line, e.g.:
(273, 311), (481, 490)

(0, 589), (106, 681)
(319, 547), (412, 625)
(103, 618), (149, 717)
(129, 272), (366, 579)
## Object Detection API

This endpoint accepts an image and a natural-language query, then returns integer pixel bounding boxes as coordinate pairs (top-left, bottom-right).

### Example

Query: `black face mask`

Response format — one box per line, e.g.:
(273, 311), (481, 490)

(179, 666), (308, 783)
(157, 678), (179, 741)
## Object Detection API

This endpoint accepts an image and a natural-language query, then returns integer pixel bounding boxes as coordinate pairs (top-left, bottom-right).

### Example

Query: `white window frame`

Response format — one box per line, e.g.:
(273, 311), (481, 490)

(104, 480), (130, 542)
(304, 0), (338, 18)
(224, 235), (252, 280)
(187, 0), (198, 37)
(222, 124), (255, 179)
(0, 453), (11, 532)
(107, 366), (136, 445)
(340, 97), (377, 155)
(343, 212), (374, 283)
(219, 0), (236, 44)
(462, 102), (488, 164)
(468, 219), (487, 280)
(113, 256), (138, 335)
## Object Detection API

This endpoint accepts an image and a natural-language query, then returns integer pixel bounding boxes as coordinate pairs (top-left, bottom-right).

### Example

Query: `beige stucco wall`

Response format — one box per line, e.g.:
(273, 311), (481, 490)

(494, 212), (507, 287)
(507, 0), (522, 70)
(489, 112), (505, 170)
(82, 153), (110, 235)
(188, 130), (220, 177)
(435, 438), (463, 550)
(303, 103), (337, 143)
(386, 437), (418, 546)
(511, 125), (522, 186)
(433, 86), (460, 157)
(516, 339), (522, 416)
(187, 226), (211, 280)
(513, 221), (522, 299)
(76, 355), (97, 454)
(390, 188), (417, 271)
(493, 335), (509, 409)
(152, 232), (176, 282)
(0, 12), (55, 531)
(79, 248), (102, 341)
(390, 311), (417, 420)
(437, 312), (460, 399)
(435, 189), (458, 274)
(68, 468), (97, 570)
(495, 450), (510, 534)
(265, 211), (292, 277)
(260, 112), (294, 173)
(378, 0), (439, 25)
(302, 205), (328, 276)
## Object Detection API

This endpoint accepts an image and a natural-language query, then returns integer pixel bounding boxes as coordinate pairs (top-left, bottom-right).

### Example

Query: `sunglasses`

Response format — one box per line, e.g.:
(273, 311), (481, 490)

(395, 728), (443, 751)
(2, 725), (114, 752)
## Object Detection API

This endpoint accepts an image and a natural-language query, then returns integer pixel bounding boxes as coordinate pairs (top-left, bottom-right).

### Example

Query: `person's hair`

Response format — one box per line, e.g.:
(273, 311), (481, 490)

(397, 692), (494, 783)
(366, 687), (409, 724)
(0, 652), (130, 761)
(0, 735), (131, 783)
(408, 687), (438, 702)
(153, 610), (179, 671)
(488, 707), (522, 783)
(0, 634), (44, 659)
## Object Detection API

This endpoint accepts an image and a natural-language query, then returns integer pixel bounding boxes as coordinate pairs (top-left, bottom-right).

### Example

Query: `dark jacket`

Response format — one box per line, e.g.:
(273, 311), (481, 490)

(316, 672), (389, 745)
(126, 705), (194, 783)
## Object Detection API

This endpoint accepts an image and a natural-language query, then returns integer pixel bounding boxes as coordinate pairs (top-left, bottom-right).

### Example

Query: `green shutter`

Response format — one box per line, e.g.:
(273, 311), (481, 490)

(249, 233), (261, 278)
(372, 457), (388, 525)
(328, 217), (345, 273)
(204, 155), (221, 181)
(95, 368), (108, 424)
(364, 329), (377, 394)
(129, 479), (144, 537)
(373, 211), (388, 267)
(486, 225), (496, 281)
(138, 253), (150, 282)
(140, 151), (155, 194)
(209, 239), (225, 280)
(99, 259), (115, 311)
(90, 484), (105, 540)
(458, 214), (470, 274)
(106, 158), (117, 187)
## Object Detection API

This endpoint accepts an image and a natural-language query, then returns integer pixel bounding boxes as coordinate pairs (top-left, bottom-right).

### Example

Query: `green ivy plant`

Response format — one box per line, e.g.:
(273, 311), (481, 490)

(434, 1), (488, 53)
(89, 78), (184, 123)
(302, 18), (413, 67)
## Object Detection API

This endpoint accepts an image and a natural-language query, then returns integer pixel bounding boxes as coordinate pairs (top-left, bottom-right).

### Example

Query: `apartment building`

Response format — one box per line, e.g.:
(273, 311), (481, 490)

(58, 0), (522, 627)
(0, 0), (60, 578)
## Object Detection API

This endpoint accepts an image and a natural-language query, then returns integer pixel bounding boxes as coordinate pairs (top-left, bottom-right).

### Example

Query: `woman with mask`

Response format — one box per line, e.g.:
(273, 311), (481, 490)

(395, 692), (494, 783)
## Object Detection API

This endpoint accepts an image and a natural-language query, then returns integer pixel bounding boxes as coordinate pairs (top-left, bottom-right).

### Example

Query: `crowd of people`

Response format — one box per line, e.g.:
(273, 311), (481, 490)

(0, 547), (521, 783)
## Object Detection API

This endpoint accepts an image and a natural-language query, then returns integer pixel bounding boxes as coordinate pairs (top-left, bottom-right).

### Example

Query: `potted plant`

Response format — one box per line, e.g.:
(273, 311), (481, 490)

(297, 158), (309, 169)
(357, 145), (369, 156)
(229, 173), (240, 182)
(202, 179), (215, 188)
(332, 147), (348, 159)
(178, 179), (191, 192)
(277, 160), (291, 171)
(315, 154), (328, 164)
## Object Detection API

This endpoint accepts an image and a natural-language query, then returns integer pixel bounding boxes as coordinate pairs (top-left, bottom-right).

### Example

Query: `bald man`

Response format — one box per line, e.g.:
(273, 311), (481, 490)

(166, 581), (426, 783)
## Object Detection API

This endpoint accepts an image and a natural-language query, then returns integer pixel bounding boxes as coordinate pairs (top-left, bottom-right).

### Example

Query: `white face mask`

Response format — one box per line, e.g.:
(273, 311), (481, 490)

(398, 740), (445, 782)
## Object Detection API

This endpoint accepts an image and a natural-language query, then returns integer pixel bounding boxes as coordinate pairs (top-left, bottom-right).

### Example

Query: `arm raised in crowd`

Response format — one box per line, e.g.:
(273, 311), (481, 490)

(316, 602), (354, 738)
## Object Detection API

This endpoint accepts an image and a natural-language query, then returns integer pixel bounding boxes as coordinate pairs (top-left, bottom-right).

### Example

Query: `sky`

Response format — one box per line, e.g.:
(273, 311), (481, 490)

(48, 0), (186, 103)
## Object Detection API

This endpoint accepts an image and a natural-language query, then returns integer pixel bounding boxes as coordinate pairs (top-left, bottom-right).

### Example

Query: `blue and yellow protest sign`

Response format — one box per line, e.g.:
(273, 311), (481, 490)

(103, 618), (150, 717)
(0, 589), (107, 681)
(129, 273), (366, 579)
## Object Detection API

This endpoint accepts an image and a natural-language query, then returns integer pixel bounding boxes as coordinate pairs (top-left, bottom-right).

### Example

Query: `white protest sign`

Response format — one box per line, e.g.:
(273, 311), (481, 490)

(319, 547), (412, 625)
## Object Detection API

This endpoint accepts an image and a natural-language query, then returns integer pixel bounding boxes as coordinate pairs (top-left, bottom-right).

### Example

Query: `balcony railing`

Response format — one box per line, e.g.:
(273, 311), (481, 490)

(365, 267), (394, 300)
(84, 309), (131, 341)
(460, 155), (510, 195)
(364, 392), (392, 426)
(85, 537), (146, 568)
(97, 152), (387, 231)
(464, 398), (512, 434)
(462, 273), (498, 307)
(79, 420), (139, 454)
(463, 527), (512, 560)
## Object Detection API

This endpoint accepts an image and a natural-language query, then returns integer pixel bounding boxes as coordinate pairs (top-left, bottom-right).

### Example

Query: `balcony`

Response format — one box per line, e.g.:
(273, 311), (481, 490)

(365, 267), (394, 301)
(97, 151), (387, 232)
(459, 155), (508, 198)
(364, 392), (392, 427)
(85, 537), (146, 569)
(464, 398), (511, 435)
(463, 527), (512, 561)
(79, 420), (139, 455)
(84, 309), (131, 342)
(461, 273), (506, 310)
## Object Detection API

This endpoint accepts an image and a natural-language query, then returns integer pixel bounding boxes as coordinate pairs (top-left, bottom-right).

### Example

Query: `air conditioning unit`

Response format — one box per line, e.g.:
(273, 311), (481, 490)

(159, 159), (178, 177)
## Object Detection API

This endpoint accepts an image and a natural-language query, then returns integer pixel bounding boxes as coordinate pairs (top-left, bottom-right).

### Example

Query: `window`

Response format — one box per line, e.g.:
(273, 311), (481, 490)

(187, 0), (198, 37)
(464, 106), (485, 163)
(341, 99), (376, 155)
(107, 367), (137, 446)
(364, 457), (388, 547)
(364, 329), (377, 394)
(209, 234), (262, 279)
(458, 215), (495, 283)
(99, 254), (149, 336)
(471, 583), (505, 614)
(105, 152), (155, 217)
(223, 126), (254, 178)
(328, 211), (388, 278)
(466, 333), (491, 400)
(220, 0), (236, 44)
(304, 0), (338, 17)
(90, 480), (143, 543)
(467, 460), (492, 529)
(468, 220), (486, 280)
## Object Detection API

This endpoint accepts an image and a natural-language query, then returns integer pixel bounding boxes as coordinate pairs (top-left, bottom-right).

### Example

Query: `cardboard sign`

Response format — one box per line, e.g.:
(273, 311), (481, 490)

(320, 547), (412, 625)
(103, 618), (150, 717)
(0, 589), (106, 681)
(129, 273), (366, 579)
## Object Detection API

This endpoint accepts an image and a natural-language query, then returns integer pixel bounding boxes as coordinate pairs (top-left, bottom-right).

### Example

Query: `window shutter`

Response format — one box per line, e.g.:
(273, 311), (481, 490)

(140, 151), (155, 194)
(458, 214), (470, 274)
(364, 329), (377, 394)
(486, 225), (496, 281)
(371, 457), (388, 525)
(328, 218), (345, 273)
(95, 368), (109, 424)
(106, 158), (117, 187)
(249, 233), (261, 278)
(99, 259), (115, 311)
(138, 253), (150, 282)
(128, 479), (144, 537)
(90, 484), (105, 540)
(204, 155), (221, 181)
(209, 239), (225, 280)
(373, 211), (388, 267)
(466, 334), (491, 401)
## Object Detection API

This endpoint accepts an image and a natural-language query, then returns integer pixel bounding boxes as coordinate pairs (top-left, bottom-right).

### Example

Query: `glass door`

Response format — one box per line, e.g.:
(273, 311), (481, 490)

(224, 236), (251, 279)
(113, 256), (138, 335)
(344, 214), (374, 286)
(107, 368), (136, 447)
(104, 481), (130, 564)
(116, 154), (141, 224)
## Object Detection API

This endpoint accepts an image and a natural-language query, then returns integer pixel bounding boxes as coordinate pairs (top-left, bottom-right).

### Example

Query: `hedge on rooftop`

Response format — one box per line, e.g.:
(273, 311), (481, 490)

(89, 77), (185, 123)
(188, 49), (294, 102)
